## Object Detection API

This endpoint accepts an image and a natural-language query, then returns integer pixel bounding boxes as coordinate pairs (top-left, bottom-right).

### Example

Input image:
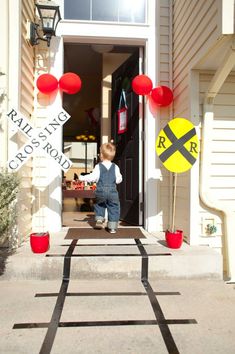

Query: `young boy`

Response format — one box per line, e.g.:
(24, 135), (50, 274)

(79, 142), (122, 233)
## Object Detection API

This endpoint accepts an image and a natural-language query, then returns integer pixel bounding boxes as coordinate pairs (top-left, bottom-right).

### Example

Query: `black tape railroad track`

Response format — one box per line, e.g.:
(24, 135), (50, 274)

(13, 238), (197, 354)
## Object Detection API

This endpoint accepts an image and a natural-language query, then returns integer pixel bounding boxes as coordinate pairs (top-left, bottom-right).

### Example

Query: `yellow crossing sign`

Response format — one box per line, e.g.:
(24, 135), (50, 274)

(156, 118), (199, 173)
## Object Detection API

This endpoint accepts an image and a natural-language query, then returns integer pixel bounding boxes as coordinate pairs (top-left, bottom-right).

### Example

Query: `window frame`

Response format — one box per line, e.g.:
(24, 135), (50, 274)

(63, 0), (148, 25)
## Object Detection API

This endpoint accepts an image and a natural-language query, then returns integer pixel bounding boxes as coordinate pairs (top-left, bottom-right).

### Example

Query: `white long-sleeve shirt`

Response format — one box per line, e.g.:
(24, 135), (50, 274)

(79, 160), (123, 184)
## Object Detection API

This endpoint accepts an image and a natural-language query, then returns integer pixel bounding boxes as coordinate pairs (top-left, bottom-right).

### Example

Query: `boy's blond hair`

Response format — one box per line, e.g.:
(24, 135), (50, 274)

(100, 143), (116, 161)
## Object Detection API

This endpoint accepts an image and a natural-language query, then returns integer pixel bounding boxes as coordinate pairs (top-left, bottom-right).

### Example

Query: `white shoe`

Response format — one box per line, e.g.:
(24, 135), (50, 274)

(109, 229), (116, 234)
(95, 220), (103, 229)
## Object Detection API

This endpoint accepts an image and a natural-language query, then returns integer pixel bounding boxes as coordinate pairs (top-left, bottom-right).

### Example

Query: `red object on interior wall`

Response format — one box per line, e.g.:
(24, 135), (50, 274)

(132, 74), (153, 95)
(36, 74), (58, 94)
(30, 232), (50, 253)
(59, 72), (82, 94)
(151, 85), (173, 106)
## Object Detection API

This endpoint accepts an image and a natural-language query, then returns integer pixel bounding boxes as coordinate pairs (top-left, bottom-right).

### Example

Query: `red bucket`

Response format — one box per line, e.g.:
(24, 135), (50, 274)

(30, 232), (50, 253)
(165, 230), (183, 249)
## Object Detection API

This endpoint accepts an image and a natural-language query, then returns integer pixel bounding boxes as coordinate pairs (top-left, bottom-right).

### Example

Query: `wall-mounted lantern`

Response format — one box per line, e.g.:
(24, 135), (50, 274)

(29, 1), (61, 47)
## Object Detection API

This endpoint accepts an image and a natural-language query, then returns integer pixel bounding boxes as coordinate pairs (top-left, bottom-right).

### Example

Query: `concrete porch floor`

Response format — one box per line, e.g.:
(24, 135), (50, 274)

(0, 211), (232, 354)
(0, 211), (222, 280)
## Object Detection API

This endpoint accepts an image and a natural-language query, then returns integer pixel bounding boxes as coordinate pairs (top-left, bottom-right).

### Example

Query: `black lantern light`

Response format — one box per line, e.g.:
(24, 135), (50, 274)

(30, 1), (61, 47)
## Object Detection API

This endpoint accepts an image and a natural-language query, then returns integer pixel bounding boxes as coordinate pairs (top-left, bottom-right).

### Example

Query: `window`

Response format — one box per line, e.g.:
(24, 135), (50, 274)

(92, 0), (118, 22)
(64, 0), (146, 24)
(64, 0), (90, 20)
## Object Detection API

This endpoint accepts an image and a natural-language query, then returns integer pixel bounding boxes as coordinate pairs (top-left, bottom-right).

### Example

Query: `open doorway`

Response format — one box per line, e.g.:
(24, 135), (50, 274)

(61, 43), (142, 227)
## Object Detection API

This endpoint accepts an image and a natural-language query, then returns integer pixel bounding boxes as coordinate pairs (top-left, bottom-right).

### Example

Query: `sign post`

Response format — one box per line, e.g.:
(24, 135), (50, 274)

(156, 117), (199, 234)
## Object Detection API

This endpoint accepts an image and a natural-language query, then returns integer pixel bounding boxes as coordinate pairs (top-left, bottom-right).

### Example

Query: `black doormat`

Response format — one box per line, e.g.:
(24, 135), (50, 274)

(64, 227), (145, 239)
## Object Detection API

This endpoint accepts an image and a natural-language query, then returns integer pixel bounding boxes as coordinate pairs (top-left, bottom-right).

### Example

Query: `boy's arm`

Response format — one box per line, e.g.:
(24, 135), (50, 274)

(79, 164), (100, 182)
(115, 165), (123, 184)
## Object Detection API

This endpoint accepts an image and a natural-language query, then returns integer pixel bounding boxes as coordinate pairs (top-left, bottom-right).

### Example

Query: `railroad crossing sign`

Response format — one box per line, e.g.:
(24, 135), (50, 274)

(6, 108), (73, 172)
(156, 117), (199, 173)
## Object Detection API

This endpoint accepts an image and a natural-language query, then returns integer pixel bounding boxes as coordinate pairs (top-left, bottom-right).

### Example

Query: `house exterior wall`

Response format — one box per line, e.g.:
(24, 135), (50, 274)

(220, 0), (235, 34)
(0, 0), (34, 244)
(0, 0), (10, 166)
(156, 0), (172, 231)
(172, 0), (224, 242)
(173, 0), (221, 80)
(3, 0), (234, 270)
(198, 72), (235, 250)
(31, 37), (63, 232)
(17, 0), (35, 242)
(171, 0), (235, 278)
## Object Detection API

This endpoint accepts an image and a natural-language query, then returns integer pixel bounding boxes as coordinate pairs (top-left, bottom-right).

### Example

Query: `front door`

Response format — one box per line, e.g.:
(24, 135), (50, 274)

(111, 50), (141, 225)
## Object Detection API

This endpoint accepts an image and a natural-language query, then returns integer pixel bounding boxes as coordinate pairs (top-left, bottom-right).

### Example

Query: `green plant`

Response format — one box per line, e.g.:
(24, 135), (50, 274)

(0, 169), (20, 247)
(205, 223), (217, 235)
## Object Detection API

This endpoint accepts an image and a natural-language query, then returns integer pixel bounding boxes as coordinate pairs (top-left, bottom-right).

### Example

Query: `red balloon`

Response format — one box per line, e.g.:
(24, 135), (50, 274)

(36, 74), (58, 94)
(151, 86), (173, 106)
(132, 75), (153, 95)
(59, 73), (82, 94)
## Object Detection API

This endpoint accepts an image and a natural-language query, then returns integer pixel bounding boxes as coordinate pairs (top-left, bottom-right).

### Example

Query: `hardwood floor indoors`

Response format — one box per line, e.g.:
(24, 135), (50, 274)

(62, 197), (95, 227)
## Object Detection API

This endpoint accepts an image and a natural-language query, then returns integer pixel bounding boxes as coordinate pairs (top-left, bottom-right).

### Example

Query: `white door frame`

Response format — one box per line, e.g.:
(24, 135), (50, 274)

(48, 1), (158, 231)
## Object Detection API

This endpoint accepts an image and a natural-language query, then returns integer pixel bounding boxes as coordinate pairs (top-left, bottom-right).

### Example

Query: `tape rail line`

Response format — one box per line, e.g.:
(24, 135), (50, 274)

(135, 239), (197, 354)
(13, 238), (197, 354)
(35, 291), (181, 297)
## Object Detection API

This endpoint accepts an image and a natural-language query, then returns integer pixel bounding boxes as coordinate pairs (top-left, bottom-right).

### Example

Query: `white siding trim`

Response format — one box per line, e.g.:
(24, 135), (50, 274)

(219, 0), (234, 34)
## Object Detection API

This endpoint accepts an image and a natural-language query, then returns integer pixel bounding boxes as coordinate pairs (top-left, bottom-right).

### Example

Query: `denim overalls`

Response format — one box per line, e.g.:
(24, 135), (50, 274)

(94, 163), (120, 230)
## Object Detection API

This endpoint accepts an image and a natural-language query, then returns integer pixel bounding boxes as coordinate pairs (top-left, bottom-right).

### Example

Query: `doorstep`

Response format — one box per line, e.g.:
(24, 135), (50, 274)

(0, 228), (223, 280)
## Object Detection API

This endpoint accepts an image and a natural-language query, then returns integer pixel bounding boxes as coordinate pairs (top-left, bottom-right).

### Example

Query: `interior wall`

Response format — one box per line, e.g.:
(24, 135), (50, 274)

(63, 44), (102, 140)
